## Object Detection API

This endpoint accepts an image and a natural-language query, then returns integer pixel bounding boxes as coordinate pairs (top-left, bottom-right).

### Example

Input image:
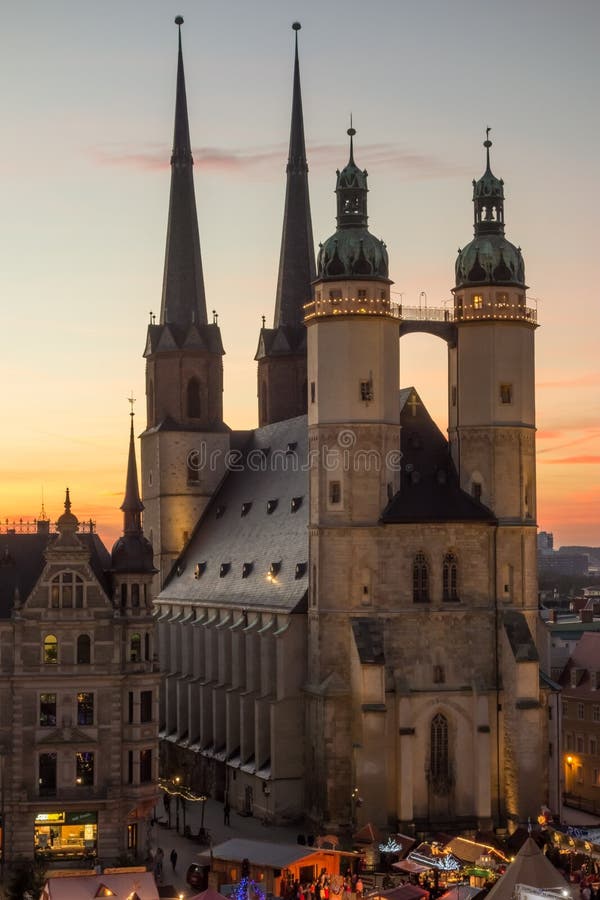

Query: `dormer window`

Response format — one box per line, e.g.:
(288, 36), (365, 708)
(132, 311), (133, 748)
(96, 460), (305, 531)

(241, 502), (252, 517)
(194, 562), (206, 579)
(220, 563), (231, 578)
(295, 562), (307, 580)
(242, 562), (253, 578)
(291, 496), (303, 513)
(267, 500), (278, 515)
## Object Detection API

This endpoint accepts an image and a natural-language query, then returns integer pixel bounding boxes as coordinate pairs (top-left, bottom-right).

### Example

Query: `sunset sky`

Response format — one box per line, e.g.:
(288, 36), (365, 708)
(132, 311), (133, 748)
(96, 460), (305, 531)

(1, 0), (599, 549)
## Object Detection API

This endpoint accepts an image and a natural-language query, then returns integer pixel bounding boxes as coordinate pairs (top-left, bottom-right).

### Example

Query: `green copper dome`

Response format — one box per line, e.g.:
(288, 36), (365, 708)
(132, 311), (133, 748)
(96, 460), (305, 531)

(455, 131), (526, 289)
(455, 235), (525, 289)
(317, 126), (389, 281)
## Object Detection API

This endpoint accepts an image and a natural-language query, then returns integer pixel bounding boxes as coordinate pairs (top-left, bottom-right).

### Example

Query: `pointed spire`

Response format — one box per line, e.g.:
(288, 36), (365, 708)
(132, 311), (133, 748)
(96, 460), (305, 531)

(348, 115), (355, 166)
(273, 22), (316, 328)
(335, 124), (369, 230)
(160, 16), (207, 329)
(121, 403), (144, 534)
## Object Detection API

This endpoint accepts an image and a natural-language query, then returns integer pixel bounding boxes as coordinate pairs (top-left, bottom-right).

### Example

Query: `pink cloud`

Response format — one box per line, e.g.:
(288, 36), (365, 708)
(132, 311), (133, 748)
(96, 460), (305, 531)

(89, 141), (467, 180)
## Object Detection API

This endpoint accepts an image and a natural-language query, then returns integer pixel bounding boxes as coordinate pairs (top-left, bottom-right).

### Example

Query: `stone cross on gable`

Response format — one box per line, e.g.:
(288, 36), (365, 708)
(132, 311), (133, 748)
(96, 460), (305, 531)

(407, 392), (420, 417)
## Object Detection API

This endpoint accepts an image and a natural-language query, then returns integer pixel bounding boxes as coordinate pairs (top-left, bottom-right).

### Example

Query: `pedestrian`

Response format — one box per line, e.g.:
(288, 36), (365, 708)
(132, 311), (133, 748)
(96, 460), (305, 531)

(155, 847), (164, 880)
(170, 847), (178, 872)
(224, 799), (231, 826)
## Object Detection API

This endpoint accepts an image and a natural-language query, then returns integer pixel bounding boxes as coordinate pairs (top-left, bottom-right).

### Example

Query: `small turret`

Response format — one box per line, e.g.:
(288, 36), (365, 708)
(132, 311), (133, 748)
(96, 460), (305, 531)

(112, 410), (154, 574)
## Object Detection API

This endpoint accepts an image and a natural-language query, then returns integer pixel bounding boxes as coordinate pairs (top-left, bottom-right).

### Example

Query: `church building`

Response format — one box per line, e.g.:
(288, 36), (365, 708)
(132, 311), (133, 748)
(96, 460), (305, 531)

(147, 20), (554, 832)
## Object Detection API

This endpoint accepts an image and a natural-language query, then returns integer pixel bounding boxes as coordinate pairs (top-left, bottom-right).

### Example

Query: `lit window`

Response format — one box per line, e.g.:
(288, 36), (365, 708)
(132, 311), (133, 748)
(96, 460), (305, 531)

(329, 481), (341, 505)
(473, 295), (483, 309)
(76, 751), (94, 786)
(40, 693), (57, 727)
(130, 633), (141, 662)
(77, 692), (94, 726)
(43, 634), (58, 665)
(500, 383), (513, 404)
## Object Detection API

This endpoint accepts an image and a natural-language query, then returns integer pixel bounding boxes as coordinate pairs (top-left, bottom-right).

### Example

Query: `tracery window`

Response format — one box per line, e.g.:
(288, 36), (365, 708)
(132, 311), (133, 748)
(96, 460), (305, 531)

(412, 552), (429, 602)
(442, 552), (459, 601)
(429, 713), (451, 795)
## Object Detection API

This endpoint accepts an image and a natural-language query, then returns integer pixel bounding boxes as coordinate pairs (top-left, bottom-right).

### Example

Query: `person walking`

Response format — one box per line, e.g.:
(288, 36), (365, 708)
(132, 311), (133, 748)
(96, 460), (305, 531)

(224, 799), (231, 826)
(170, 848), (178, 872)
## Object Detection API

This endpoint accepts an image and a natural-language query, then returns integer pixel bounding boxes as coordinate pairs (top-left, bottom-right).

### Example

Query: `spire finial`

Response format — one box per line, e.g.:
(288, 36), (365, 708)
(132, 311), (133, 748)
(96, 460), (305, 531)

(128, 391), (136, 420)
(64, 487), (71, 512)
(348, 115), (356, 165)
(484, 126), (492, 170)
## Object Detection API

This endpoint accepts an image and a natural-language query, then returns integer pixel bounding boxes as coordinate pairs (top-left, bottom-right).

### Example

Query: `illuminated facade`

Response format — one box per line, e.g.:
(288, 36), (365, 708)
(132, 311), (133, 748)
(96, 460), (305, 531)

(147, 24), (554, 831)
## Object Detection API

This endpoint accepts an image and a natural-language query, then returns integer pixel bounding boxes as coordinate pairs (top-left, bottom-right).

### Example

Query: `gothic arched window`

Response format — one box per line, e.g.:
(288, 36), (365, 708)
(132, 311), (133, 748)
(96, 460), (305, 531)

(442, 552), (459, 602)
(77, 634), (91, 664)
(186, 377), (202, 418)
(430, 713), (449, 780)
(412, 552), (429, 603)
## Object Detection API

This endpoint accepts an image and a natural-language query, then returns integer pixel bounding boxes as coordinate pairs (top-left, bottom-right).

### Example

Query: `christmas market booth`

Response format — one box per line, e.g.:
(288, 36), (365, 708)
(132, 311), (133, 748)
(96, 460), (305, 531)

(207, 838), (361, 897)
(483, 838), (574, 900)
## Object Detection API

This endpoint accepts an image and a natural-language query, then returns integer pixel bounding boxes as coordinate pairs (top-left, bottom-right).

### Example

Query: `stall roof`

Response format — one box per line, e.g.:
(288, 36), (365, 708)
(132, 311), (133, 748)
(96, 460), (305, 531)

(443, 837), (507, 864)
(484, 839), (572, 900)
(438, 887), (483, 900)
(41, 871), (159, 899)
(210, 838), (331, 869)
(392, 860), (431, 875)
(369, 885), (429, 900)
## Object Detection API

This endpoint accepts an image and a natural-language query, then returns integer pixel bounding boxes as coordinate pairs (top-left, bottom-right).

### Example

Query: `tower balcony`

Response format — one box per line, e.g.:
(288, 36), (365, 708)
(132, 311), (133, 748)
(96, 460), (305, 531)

(304, 295), (400, 321)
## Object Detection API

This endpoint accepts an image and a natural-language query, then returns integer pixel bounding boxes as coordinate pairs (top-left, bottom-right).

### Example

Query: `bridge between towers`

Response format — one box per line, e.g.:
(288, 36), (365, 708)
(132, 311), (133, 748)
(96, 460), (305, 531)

(398, 305), (456, 344)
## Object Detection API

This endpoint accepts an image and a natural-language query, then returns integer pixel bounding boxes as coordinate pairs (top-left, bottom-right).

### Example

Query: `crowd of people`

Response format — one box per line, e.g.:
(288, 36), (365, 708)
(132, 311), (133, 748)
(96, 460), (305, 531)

(280, 869), (365, 900)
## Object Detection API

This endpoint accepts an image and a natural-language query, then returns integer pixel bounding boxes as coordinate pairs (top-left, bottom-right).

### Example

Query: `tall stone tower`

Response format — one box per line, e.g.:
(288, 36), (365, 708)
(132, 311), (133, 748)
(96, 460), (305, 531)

(450, 133), (537, 608)
(304, 129), (401, 821)
(255, 22), (315, 426)
(141, 18), (229, 586)
(449, 133), (541, 818)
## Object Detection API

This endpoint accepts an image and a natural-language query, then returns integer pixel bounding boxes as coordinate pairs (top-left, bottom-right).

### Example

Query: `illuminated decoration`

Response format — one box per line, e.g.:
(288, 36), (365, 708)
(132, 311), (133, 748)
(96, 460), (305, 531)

(234, 877), (266, 900)
(158, 777), (207, 803)
(409, 851), (461, 872)
(379, 837), (403, 854)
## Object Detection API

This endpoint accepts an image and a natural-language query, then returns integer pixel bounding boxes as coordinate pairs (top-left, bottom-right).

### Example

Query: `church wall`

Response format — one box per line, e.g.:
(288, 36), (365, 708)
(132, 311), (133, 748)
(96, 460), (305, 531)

(258, 354), (307, 426)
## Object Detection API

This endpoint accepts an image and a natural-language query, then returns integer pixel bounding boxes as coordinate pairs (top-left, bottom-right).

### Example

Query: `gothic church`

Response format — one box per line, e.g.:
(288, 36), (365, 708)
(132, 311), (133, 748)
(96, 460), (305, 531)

(146, 20), (555, 832)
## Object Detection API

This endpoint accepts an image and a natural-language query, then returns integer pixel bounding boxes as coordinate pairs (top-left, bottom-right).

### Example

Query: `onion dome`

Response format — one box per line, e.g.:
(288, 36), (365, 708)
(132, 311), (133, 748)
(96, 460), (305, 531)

(111, 410), (155, 574)
(317, 126), (389, 281)
(455, 130), (526, 290)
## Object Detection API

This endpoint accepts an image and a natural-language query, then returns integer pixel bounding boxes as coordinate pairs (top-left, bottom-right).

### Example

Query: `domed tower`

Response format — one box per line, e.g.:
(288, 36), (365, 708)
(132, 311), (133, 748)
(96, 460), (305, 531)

(304, 128), (401, 822)
(449, 130), (538, 609)
(141, 18), (229, 588)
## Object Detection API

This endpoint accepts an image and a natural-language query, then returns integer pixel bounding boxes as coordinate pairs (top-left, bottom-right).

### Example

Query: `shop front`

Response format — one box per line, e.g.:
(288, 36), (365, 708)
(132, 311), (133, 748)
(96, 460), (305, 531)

(34, 810), (98, 861)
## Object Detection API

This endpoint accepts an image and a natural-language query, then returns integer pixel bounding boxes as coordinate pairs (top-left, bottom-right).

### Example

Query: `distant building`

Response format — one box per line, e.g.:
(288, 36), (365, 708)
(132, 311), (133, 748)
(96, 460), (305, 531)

(537, 532), (554, 554)
(538, 552), (589, 577)
(560, 632), (600, 816)
(0, 418), (159, 866)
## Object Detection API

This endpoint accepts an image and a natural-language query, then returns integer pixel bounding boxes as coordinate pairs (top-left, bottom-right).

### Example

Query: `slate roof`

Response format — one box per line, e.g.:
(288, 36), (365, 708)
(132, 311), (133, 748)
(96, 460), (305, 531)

(0, 531), (111, 618)
(159, 416), (309, 612)
(559, 632), (600, 697)
(382, 387), (495, 525)
(503, 609), (539, 662)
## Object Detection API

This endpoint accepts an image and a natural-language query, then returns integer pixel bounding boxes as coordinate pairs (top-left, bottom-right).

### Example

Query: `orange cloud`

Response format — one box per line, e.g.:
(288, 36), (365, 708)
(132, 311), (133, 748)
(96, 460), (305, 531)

(541, 455), (600, 465)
